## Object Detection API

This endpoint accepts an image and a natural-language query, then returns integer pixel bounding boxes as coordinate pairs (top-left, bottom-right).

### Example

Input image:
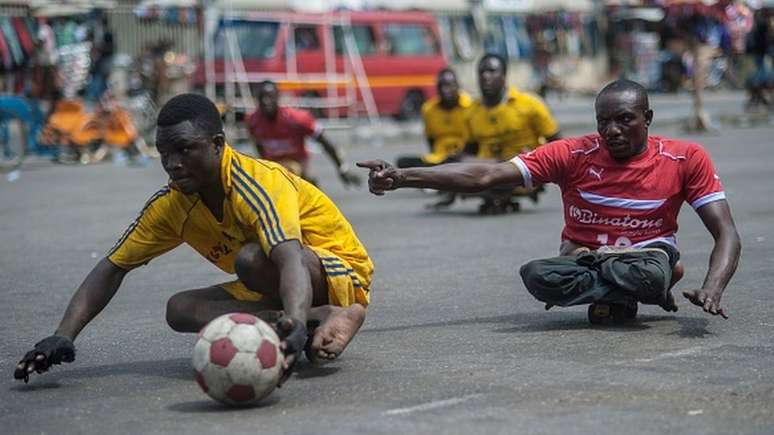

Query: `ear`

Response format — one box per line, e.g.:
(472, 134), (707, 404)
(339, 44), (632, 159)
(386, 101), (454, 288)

(644, 109), (654, 127)
(212, 133), (225, 150)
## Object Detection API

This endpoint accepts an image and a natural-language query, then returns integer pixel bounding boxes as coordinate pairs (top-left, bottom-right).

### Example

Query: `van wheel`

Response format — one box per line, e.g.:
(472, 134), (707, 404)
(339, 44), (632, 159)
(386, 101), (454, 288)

(397, 91), (424, 120)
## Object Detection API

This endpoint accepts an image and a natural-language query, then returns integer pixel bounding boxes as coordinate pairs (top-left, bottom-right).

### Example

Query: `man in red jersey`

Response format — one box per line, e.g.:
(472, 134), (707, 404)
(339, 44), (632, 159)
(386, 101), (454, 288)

(357, 80), (741, 323)
(246, 80), (360, 186)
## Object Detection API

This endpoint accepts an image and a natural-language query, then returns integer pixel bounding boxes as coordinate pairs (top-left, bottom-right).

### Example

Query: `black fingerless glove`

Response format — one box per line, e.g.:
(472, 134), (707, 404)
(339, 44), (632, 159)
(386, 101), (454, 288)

(34, 335), (76, 365)
(276, 317), (308, 357)
(13, 335), (75, 382)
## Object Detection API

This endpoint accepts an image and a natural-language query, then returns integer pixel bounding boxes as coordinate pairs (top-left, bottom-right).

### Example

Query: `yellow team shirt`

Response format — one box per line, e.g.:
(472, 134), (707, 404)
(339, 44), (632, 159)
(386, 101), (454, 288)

(108, 144), (373, 305)
(466, 87), (559, 160)
(420, 92), (473, 164)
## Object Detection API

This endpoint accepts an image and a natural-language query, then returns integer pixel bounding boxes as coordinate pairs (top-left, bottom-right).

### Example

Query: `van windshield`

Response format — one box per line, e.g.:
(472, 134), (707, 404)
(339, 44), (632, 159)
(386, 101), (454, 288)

(214, 21), (279, 60)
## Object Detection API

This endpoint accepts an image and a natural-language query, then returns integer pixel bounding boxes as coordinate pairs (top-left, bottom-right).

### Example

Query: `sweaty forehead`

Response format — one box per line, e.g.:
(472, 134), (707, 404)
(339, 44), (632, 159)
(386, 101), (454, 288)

(157, 121), (208, 146)
(438, 72), (457, 84)
(259, 84), (278, 96)
(595, 90), (643, 116)
(479, 57), (504, 72)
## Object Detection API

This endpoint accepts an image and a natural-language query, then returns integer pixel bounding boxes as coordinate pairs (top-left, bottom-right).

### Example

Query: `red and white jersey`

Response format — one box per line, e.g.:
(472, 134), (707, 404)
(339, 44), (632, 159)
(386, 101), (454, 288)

(245, 107), (322, 162)
(510, 134), (726, 250)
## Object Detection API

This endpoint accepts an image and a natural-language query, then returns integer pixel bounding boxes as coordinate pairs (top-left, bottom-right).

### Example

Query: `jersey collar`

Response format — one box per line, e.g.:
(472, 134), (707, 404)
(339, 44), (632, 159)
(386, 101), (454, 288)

(220, 143), (235, 194)
(505, 86), (520, 103)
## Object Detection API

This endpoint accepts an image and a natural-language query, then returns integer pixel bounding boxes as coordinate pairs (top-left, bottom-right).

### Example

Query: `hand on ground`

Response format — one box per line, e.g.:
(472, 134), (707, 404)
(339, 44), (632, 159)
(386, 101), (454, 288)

(274, 316), (308, 386)
(14, 335), (75, 383)
(682, 289), (728, 319)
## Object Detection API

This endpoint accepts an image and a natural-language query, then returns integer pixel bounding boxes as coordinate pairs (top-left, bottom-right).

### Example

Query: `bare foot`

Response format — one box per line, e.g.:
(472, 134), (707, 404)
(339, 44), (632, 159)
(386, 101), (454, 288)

(660, 290), (678, 313)
(308, 304), (366, 363)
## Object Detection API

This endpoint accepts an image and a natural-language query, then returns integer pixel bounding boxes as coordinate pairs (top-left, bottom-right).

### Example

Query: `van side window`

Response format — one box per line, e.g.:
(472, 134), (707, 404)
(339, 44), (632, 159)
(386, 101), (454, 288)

(293, 26), (320, 51)
(214, 21), (279, 59)
(333, 25), (376, 55)
(383, 24), (438, 56)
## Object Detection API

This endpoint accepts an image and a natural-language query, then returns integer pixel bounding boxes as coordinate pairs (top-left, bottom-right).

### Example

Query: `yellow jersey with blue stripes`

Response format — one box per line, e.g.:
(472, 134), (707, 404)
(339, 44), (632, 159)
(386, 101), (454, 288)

(466, 87), (559, 160)
(107, 144), (373, 297)
(420, 92), (473, 164)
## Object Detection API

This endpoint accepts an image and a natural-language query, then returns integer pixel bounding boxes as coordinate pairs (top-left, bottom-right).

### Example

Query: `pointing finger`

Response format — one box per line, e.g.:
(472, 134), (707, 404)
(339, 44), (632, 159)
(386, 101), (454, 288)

(356, 160), (385, 171)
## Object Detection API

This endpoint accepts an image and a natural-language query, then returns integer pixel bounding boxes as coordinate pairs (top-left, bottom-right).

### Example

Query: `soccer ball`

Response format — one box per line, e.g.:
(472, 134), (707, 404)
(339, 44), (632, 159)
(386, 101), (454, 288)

(192, 313), (283, 406)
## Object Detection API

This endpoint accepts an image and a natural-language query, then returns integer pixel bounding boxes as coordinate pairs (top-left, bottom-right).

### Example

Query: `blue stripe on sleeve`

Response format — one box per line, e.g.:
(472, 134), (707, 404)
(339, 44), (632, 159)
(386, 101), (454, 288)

(232, 161), (286, 241)
(233, 183), (277, 247)
(232, 171), (284, 246)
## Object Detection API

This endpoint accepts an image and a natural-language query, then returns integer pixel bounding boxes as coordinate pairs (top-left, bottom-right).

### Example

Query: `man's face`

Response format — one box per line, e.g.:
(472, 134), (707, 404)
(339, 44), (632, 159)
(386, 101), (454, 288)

(437, 72), (459, 105)
(258, 85), (279, 118)
(156, 121), (223, 195)
(478, 57), (506, 100)
(595, 91), (653, 161)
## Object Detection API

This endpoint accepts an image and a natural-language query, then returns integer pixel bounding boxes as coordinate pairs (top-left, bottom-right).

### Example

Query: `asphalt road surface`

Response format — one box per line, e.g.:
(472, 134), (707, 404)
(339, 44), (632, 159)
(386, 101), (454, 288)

(1, 123), (773, 435)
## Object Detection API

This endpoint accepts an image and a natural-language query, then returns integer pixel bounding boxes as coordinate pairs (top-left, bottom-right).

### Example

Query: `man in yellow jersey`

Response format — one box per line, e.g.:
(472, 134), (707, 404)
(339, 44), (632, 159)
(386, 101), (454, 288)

(14, 94), (373, 384)
(396, 68), (472, 209)
(396, 68), (472, 168)
(464, 53), (561, 213)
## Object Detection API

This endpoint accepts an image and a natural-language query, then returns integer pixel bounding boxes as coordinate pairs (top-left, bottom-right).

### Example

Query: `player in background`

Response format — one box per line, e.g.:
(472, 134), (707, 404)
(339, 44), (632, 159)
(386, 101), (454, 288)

(15, 94), (373, 383)
(358, 80), (740, 323)
(396, 68), (472, 169)
(462, 53), (562, 213)
(246, 80), (360, 187)
(395, 68), (472, 209)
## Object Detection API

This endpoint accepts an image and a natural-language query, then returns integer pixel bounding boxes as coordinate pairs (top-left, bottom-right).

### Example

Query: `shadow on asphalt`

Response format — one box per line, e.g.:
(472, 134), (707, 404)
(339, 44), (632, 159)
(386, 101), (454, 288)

(10, 357), (191, 391)
(295, 364), (341, 379)
(667, 316), (712, 338)
(8, 381), (66, 392)
(360, 314), (520, 334)
(362, 311), (714, 338)
(167, 395), (280, 413)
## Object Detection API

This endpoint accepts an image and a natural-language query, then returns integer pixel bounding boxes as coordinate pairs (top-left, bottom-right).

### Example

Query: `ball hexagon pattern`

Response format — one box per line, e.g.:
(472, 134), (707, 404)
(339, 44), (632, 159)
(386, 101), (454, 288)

(193, 313), (283, 406)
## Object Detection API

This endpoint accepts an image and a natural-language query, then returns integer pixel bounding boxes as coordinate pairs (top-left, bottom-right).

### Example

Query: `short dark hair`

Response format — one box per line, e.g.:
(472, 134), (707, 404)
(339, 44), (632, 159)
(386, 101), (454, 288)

(257, 80), (278, 95)
(437, 67), (457, 80)
(156, 93), (223, 136)
(478, 53), (507, 75)
(597, 79), (650, 110)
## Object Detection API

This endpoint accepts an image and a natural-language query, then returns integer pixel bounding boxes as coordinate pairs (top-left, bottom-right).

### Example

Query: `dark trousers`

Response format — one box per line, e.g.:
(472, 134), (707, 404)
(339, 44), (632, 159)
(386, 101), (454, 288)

(519, 249), (674, 307)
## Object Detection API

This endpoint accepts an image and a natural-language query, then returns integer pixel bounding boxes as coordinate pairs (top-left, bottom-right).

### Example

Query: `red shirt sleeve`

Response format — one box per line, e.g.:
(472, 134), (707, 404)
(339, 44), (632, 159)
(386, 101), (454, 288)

(246, 111), (261, 139)
(684, 143), (725, 209)
(288, 108), (320, 138)
(509, 139), (573, 189)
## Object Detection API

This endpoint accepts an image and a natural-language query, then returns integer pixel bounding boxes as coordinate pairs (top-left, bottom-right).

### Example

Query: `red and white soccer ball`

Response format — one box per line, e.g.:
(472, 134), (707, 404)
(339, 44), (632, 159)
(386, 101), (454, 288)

(193, 313), (283, 406)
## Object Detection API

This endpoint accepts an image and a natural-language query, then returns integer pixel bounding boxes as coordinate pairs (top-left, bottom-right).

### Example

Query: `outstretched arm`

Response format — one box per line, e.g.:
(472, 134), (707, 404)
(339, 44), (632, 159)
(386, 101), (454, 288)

(54, 258), (128, 339)
(15, 258), (128, 381)
(315, 132), (360, 186)
(356, 159), (523, 195)
(682, 200), (741, 318)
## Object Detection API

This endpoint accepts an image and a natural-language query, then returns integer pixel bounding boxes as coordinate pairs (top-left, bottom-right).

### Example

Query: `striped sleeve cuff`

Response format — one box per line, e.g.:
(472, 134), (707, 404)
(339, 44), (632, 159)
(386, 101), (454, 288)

(508, 156), (533, 190)
(691, 191), (726, 209)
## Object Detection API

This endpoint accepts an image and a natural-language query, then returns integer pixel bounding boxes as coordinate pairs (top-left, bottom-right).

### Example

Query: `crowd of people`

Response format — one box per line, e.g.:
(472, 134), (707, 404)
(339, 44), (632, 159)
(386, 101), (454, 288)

(0, 12), (173, 167)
